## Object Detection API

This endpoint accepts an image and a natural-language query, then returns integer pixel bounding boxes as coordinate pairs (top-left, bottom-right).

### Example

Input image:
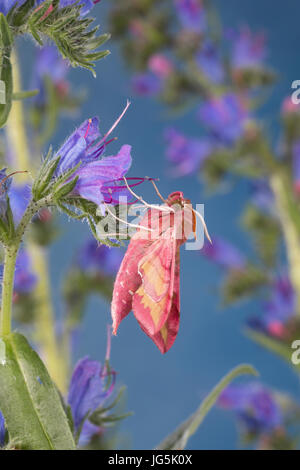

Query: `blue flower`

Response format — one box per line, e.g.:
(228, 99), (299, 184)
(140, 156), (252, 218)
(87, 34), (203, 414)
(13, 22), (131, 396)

(250, 180), (275, 215)
(248, 275), (295, 339)
(132, 73), (162, 96)
(68, 357), (115, 445)
(196, 40), (224, 84)
(0, 1), (98, 16)
(9, 184), (32, 226)
(77, 239), (123, 276)
(0, 411), (5, 447)
(165, 127), (213, 176)
(14, 249), (37, 295)
(0, 168), (12, 221)
(53, 104), (133, 206)
(230, 27), (266, 70)
(219, 382), (283, 434)
(0, 0), (25, 15)
(197, 93), (248, 145)
(202, 236), (246, 270)
(32, 45), (70, 105)
(174, 0), (206, 33)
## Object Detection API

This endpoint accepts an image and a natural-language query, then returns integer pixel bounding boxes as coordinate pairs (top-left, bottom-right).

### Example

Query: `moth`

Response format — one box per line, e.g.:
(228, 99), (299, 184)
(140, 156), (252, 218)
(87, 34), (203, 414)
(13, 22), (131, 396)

(111, 184), (211, 353)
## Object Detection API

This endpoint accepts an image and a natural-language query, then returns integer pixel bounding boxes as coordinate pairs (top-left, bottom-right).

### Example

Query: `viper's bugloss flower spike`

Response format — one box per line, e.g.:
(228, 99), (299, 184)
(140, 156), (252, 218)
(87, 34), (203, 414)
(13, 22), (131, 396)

(68, 356), (116, 445)
(197, 93), (248, 145)
(202, 236), (246, 270)
(218, 382), (283, 434)
(77, 239), (123, 277)
(174, 0), (206, 33)
(165, 127), (213, 176)
(0, 411), (5, 447)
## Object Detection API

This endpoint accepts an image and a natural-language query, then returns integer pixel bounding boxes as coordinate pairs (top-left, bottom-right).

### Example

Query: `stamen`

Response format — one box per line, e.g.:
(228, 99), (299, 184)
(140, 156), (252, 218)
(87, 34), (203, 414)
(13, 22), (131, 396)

(103, 202), (154, 233)
(99, 100), (131, 147)
(0, 171), (28, 193)
(122, 176), (174, 214)
(84, 118), (92, 139)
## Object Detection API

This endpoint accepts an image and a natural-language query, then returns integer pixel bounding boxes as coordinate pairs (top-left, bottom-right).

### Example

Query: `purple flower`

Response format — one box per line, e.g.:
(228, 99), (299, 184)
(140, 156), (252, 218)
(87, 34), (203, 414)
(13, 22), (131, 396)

(0, 168), (12, 221)
(249, 275), (295, 338)
(196, 40), (224, 84)
(77, 239), (123, 276)
(14, 249), (37, 295)
(0, 0), (25, 15)
(230, 27), (266, 70)
(219, 382), (283, 434)
(132, 73), (162, 96)
(9, 184), (31, 226)
(32, 45), (69, 105)
(292, 139), (300, 195)
(0, 411), (5, 447)
(53, 104), (133, 206)
(197, 93), (248, 145)
(250, 180), (275, 215)
(148, 54), (173, 80)
(165, 127), (212, 176)
(202, 236), (246, 270)
(68, 356), (115, 445)
(174, 0), (206, 33)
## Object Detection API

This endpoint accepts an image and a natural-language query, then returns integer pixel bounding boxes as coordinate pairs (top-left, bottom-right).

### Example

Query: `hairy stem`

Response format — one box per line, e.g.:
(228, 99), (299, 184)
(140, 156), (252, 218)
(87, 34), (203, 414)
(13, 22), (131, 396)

(0, 245), (18, 336)
(5, 47), (68, 392)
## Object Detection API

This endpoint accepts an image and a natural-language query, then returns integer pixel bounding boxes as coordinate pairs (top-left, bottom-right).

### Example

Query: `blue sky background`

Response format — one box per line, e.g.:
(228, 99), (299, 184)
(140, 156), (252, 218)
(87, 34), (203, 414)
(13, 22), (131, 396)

(20, 0), (300, 449)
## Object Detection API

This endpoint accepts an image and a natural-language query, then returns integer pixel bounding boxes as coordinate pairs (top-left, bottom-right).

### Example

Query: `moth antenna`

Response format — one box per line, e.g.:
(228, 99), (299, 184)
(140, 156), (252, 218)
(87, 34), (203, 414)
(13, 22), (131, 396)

(148, 179), (167, 203)
(192, 208), (212, 244)
(103, 202), (154, 233)
(122, 176), (174, 214)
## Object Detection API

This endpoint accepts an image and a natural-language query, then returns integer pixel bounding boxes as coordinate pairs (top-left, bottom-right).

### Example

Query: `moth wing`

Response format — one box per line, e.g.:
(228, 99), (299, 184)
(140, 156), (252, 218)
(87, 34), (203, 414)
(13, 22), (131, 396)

(149, 249), (180, 354)
(111, 238), (150, 334)
(132, 226), (176, 336)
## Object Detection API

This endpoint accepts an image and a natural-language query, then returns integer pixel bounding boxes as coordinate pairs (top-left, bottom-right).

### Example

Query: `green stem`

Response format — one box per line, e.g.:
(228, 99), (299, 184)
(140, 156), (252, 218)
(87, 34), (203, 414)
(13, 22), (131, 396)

(0, 197), (51, 337)
(0, 245), (18, 336)
(5, 47), (69, 392)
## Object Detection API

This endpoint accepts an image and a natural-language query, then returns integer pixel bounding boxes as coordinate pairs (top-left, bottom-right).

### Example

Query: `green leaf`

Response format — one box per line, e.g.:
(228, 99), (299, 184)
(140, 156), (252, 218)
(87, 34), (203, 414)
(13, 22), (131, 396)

(25, 0), (110, 75)
(246, 328), (299, 369)
(156, 364), (259, 450)
(0, 333), (76, 449)
(0, 13), (13, 128)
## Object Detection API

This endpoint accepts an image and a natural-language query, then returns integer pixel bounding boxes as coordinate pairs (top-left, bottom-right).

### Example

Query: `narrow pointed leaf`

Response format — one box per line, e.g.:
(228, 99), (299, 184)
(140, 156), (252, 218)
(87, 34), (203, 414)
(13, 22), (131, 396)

(156, 364), (259, 450)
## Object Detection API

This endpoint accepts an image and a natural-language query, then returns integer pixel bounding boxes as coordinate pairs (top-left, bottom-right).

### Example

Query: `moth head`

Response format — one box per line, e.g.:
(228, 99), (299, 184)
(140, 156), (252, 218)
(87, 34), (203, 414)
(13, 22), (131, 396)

(167, 191), (188, 208)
